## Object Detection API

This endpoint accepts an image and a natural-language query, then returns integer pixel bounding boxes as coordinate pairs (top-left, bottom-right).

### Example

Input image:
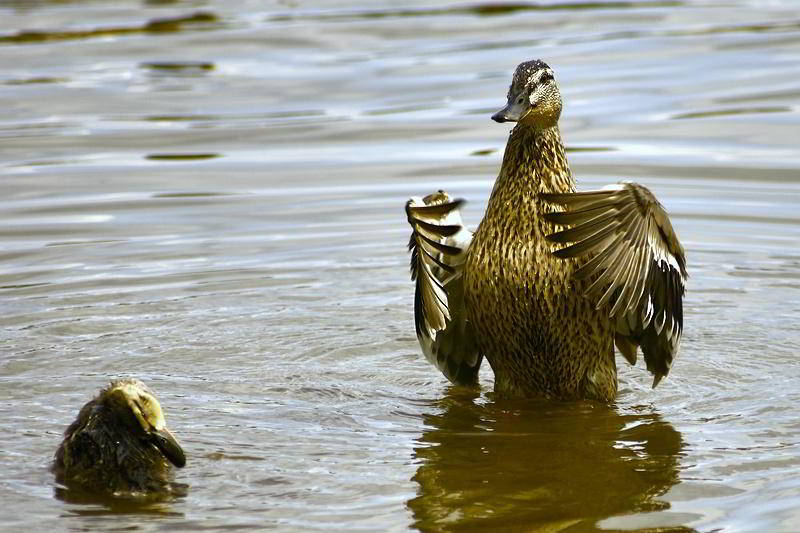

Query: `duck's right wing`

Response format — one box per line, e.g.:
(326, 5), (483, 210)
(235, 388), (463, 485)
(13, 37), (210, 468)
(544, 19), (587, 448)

(406, 191), (482, 386)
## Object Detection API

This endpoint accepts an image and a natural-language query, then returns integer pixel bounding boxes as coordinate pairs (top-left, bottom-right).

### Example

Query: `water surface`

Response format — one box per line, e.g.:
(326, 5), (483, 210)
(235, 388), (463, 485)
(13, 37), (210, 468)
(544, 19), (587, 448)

(1, 0), (800, 531)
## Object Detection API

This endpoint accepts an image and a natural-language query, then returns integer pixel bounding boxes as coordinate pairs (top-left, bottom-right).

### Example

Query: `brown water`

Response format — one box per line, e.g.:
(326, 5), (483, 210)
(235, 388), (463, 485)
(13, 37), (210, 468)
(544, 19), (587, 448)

(2, 0), (800, 531)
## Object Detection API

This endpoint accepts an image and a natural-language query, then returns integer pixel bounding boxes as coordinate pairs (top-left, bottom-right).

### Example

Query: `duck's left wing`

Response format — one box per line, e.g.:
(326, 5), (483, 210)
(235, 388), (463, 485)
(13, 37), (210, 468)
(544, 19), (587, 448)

(406, 191), (482, 386)
(541, 182), (687, 387)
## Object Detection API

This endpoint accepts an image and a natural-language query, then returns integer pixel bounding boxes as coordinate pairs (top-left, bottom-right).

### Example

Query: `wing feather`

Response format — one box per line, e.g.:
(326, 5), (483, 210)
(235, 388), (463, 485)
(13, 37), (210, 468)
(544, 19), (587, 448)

(546, 210), (619, 244)
(543, 182), (687, 388)
(406, 191), (482, 386)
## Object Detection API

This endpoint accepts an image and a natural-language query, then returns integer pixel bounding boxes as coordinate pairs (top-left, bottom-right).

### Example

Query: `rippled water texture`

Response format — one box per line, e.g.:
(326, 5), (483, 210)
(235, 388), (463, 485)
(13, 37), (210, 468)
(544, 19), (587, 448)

(2, 0), (800, 531)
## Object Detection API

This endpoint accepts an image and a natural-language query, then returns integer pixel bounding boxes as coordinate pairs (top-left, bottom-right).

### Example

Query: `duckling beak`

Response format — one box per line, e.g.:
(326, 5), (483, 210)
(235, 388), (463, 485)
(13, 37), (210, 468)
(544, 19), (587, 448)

(491, 99), (524, 123)
(150, 427), (186, 468)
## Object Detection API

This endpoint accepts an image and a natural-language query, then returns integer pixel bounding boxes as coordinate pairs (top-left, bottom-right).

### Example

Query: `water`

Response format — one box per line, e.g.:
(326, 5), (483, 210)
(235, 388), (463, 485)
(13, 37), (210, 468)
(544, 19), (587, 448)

(1, 0), (799, 530)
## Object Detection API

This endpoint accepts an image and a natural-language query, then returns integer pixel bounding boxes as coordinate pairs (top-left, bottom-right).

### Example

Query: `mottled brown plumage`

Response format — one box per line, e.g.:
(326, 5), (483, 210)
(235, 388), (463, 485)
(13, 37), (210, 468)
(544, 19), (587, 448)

(54, 378), (186, 496)
(406, 60), (687, 402)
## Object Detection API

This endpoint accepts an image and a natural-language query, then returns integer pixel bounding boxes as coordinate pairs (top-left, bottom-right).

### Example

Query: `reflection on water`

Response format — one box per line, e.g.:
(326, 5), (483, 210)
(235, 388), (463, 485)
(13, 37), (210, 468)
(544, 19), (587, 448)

(410, 389), (687, 531)
(54, 484), (186, 517)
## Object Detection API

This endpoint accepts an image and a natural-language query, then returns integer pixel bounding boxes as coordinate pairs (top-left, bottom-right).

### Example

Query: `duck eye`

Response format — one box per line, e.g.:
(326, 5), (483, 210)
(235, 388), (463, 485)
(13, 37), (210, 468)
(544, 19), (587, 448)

(517, 96), (524, 104)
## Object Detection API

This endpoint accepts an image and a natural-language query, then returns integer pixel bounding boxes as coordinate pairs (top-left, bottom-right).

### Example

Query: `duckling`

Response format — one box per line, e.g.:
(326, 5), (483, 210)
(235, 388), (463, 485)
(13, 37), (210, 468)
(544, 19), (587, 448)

(406, 60), (687, 402)
(54, 378), (186, 495)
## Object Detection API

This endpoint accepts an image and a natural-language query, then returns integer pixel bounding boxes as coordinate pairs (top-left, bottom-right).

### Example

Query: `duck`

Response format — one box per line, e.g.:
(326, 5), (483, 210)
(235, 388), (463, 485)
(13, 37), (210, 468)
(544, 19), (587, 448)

(53, 378), (186, 495)
(406, 59), (687, 402)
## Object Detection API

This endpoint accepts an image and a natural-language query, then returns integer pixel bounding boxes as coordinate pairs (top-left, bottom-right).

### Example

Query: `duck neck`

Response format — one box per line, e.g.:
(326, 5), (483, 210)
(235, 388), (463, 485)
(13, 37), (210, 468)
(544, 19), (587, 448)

(490, 124), (574, 205)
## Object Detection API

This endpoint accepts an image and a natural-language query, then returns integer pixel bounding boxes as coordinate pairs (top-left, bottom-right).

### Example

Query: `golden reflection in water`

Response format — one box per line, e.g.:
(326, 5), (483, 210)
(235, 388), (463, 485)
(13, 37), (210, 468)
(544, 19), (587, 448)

(409, 388), (690, 532)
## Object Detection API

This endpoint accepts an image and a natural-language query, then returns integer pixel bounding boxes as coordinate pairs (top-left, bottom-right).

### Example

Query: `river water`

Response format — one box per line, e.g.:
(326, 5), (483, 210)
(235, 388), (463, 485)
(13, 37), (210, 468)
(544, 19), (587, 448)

(1, 0), (799, 531)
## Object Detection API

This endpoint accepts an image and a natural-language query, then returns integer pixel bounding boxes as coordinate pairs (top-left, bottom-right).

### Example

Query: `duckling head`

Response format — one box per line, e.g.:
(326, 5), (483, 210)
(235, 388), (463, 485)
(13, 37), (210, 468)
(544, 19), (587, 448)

(491, 59), (562, 130)
(105, 379), (186, 468)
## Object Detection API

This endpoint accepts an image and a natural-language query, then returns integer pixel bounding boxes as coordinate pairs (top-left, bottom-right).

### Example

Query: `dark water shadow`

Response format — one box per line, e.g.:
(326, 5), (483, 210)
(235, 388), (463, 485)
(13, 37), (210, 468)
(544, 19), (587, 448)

(267, 2), (684, 23)
(671, 106), (791, 120)
(145, 153), (220, 161)
(0, 11), (218, 44)
(408, 388), (691, 532)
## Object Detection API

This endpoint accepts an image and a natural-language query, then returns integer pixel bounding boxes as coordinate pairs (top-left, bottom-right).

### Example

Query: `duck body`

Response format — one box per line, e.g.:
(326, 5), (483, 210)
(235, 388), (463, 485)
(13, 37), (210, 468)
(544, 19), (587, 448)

(54, 379), (185, 496)
(406, 60), (686, 402)
(464, 125), (616, 401)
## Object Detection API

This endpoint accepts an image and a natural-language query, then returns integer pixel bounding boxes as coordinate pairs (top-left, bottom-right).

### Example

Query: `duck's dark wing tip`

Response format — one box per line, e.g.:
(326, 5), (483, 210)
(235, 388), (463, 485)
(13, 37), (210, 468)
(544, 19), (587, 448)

(652, 373), (665, 389)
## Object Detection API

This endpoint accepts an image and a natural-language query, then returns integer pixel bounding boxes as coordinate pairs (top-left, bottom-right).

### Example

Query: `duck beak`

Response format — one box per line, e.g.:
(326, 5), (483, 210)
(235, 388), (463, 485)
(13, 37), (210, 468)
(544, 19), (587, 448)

(150, 427), (186, 468)
(491, 98), (525, 123)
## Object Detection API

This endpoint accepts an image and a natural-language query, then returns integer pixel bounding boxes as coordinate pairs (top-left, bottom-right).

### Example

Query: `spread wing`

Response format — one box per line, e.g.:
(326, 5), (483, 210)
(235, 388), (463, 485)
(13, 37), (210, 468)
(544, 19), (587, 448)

(406, 190), (482, 386)
(541, 182), (687, 388)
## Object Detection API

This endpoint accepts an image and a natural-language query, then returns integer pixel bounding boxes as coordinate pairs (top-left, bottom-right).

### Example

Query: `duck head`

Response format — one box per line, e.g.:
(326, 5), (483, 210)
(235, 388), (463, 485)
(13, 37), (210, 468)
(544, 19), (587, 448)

(106, 379), (186, 468)
(491, 59), (562, 129)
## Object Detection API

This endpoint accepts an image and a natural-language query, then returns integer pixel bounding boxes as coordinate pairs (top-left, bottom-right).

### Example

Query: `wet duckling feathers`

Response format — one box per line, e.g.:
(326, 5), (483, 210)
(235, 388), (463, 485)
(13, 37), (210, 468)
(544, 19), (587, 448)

(54, 378), (185, 496)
